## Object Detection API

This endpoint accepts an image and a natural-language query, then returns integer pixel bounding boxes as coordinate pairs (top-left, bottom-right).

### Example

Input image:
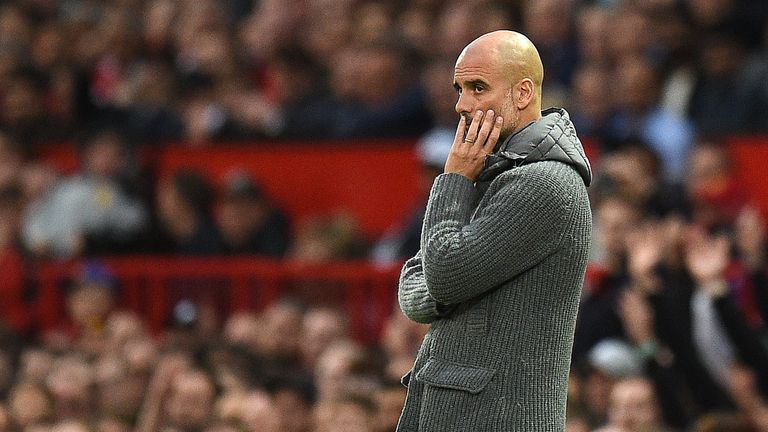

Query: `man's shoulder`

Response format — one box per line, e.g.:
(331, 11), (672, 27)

(492, 160), (586, 191)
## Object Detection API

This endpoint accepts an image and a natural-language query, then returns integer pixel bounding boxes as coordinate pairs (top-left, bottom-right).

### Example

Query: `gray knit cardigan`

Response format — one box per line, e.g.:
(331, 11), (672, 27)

(397, 108), (592, 431)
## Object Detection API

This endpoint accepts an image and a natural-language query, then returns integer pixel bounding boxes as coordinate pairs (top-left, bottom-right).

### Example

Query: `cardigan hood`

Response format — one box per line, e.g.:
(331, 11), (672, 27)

(477, 107), (593, 186)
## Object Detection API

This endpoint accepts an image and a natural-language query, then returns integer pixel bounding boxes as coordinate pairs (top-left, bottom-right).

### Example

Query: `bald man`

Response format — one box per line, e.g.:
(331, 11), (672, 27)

(397, 31), (592, 431)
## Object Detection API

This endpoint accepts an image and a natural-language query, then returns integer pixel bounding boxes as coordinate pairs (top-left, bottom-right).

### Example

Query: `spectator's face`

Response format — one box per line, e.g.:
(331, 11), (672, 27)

(453, 45), (519, 141)
(329, 48), (361, 102)
(315, 341), (365, 400)
(84, 134), (125, 178)
(685, 144), (730, 200)
(166, 370), (215, 428)
(576, 7), (611, 64)
(121, 336), (158, 374)
(50, 420), (90, 432)
(615, 57), (657, 114)
(1, 77), (42, 125)
(46, 355), (94, 407)
(19, 349), (54, 384)
(95, 357), (145, 419)
(608, 378), (660, 430)
(238, 391), (281, 432)
(223, 312), (262, 351)
(325, 402), (374, 432)
(687, 0), (734, 27)
(524, 0), (572, 47)
(436, 3), (476, 58)
(582, 370), (614, 422)
(571, 66), (611, 122)
(261, 302), (303, 358)
(609, 10), (652, 59)
(274, 388), (312, 432)
(67, 283), (114, 328)
(105, 312), (145, 351)
(356, 49), (400, 107)
(596, 199), (638, 258)
(8, 383), (51, 428)
(301, 309), (347, 368)
(217, 198), (266, 246)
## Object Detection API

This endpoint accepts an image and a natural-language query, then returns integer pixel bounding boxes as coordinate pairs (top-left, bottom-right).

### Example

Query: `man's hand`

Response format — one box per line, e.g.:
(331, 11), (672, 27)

(444, 110), (503, 181)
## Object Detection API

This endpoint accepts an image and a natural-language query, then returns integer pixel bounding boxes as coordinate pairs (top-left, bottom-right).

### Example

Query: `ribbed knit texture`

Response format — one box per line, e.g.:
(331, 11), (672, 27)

(397, 158), (592, 431)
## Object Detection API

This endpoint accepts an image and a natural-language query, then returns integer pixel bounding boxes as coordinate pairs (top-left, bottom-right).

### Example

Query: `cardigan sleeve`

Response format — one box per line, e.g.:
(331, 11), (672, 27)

(398, 251), (456, 323)
(421, 166), (573, 305)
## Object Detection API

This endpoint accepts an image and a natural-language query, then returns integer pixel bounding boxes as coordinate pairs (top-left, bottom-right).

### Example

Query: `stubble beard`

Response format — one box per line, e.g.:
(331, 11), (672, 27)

(497, 95), (519, 148)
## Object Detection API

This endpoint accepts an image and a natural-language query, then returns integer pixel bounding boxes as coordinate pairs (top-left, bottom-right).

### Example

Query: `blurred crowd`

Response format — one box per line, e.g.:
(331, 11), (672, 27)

(1, 0), (768, 431)
(0, 270), (428, 432)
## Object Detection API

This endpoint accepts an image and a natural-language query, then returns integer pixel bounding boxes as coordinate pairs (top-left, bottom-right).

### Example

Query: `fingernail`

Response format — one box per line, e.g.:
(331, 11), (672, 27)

(497, 117), (503, 123)
(476, 110), (482, 116)
(488, 110), (494, 116)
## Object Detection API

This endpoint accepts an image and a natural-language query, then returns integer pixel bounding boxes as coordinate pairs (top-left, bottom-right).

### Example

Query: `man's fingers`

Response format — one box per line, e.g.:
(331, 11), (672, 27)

(475, 110), (495, 148)
(485, 115), (503, 151)
(453, 115), (467, 146)
(464, 110), (484, 144)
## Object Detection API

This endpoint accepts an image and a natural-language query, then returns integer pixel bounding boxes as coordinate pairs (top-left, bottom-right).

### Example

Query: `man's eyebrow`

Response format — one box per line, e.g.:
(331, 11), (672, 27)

(454, 79), (489, 89)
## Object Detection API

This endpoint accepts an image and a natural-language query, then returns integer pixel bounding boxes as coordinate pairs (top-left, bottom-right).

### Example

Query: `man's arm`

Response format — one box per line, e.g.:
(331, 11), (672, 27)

(421, 167), (571, 305)
(398, 251), (454, 324)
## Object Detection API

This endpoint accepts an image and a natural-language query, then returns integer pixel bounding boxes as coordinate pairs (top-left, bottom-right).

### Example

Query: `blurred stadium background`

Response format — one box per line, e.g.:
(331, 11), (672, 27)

(0, 0), (767, 430)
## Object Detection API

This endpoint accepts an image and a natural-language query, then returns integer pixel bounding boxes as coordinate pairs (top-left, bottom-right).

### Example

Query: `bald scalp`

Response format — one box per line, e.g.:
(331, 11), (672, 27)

(460, 31), (544, 97)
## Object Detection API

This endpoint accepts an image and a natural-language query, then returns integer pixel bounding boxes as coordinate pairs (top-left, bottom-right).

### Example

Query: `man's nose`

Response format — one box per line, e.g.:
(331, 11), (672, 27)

(455, 92), (472, 116)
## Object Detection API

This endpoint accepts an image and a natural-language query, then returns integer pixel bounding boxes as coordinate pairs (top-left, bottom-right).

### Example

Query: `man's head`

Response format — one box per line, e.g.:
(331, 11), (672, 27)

(453, 30), (543, 141)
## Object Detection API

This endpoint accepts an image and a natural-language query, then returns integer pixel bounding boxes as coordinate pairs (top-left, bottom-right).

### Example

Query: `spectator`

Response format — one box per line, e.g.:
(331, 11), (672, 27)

(300, 307), (349, 371)
(290, 213), (368, 262)
(236, 390), (281, 432)
(596, 376), (674, 432)
(266, 375), (315, 432)
(45, 353), (95, 421)
(165, 368), (217, 429)
(315, 394), (377, 432)
(94, 355), (147, 428)
(568, 64), (614, 142)
(216, 171), (291, 257)
(684, 139), (751, 231)
(328, 40), (432, 138)
(155, 169), (224, 255)
(575, 5), (612, 67)
(524, 0), (580, 106)
(7, 381), (52, 430)
(21, 129), (147, 258)
(688, 31), (768, 135)
(593, 143), (686, 218)
(606, 56), (694, 182)
(46, 261), (118, 356)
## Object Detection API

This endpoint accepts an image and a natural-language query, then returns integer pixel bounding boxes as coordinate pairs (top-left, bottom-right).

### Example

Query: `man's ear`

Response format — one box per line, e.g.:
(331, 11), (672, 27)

(515, 78), (535, 110)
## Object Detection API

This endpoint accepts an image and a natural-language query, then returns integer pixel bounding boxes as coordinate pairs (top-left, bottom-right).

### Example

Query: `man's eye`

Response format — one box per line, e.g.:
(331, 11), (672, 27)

(474, 85), (484, 92)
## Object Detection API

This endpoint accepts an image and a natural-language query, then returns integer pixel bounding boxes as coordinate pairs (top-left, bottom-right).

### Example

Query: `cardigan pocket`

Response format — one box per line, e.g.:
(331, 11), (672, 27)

(414, 358), (496, 394)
